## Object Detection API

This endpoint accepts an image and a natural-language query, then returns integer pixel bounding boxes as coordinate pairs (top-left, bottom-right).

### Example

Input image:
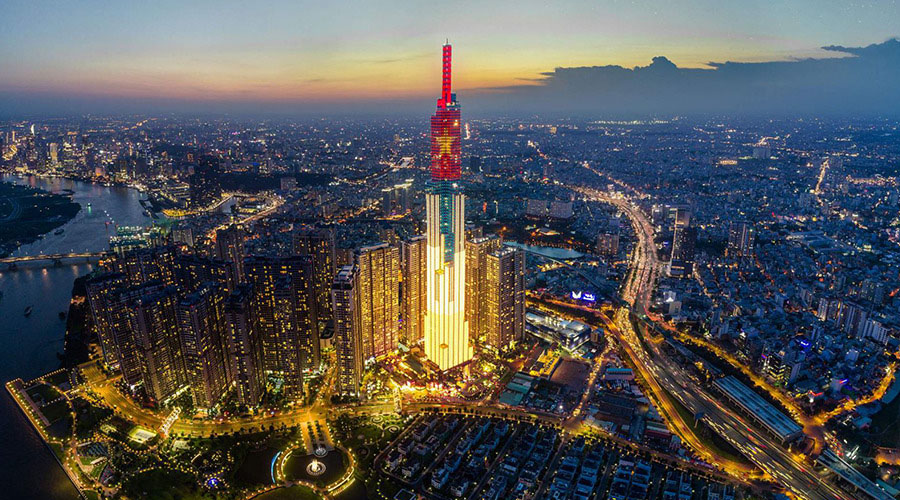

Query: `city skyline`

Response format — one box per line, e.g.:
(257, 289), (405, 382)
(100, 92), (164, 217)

(3, 3), (900, 500)
(2, 1), (899, 116)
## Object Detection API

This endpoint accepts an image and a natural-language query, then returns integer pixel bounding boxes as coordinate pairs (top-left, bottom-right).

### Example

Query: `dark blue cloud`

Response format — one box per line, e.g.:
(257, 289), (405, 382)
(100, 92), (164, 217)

(470, 39), (900, 118)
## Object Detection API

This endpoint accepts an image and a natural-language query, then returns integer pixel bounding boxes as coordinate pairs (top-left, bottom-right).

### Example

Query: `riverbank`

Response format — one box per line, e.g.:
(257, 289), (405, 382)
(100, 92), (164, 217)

(0, 180), (81, 257)
(6, 372), (87, 499)
(0, 174), (150, 500)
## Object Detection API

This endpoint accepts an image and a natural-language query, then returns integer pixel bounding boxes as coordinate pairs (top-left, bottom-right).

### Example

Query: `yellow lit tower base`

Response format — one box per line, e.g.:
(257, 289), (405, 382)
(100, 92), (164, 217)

(424, 190), (472, 371)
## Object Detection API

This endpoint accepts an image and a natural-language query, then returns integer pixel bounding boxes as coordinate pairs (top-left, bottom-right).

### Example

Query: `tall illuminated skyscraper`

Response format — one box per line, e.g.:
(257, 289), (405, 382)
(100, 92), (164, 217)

(84, 272), (128, 370)
(243, 255), (319, 401)
(424, 43), (472, 371)
(177, 282), (229, 410)
(484, 247), (525, 351)
(223, 284), (263, 406)
(465, 234), (502, 345)
(402, 236), (427, 345)
(215, 225), (246, 282)
(129, 286), (185, 403)
(293, 227), (336, 327)
(356, 243), (400, 359)
(332, 265), (363, 399)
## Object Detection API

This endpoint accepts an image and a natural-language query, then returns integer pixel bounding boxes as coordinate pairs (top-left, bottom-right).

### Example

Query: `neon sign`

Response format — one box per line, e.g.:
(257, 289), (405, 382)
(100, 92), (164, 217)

(571, 291), (596, 302)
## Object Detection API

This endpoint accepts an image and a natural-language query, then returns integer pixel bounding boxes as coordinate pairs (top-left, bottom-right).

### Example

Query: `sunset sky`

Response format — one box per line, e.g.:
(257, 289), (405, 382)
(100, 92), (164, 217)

(1, 0), (898, 107)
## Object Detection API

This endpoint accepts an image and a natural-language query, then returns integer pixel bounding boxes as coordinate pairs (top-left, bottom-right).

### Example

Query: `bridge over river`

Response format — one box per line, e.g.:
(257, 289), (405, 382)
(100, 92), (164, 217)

(0, 252), (106, 270)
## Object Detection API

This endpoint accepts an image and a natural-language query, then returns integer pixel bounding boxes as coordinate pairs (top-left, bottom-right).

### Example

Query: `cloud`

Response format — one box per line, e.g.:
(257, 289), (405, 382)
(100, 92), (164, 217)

(469, 38), (900, 117)
(2, 39), (899, 118)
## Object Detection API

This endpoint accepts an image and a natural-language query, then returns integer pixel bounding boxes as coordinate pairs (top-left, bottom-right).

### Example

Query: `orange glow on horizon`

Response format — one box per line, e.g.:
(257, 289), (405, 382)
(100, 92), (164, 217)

(3, 41), (839, 104)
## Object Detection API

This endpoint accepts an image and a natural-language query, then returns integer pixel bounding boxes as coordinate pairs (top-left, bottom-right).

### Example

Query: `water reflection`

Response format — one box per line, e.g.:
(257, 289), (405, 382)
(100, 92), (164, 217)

(0, 174), (149, 500)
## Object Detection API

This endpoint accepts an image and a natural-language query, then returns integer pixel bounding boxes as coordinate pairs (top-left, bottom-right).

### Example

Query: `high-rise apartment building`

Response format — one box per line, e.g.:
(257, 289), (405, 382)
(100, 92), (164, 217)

(116, 246), (178, 287)
(243, 255), (319, 401)
(85, 272), (128, 369)
(484, 247), (525, 351)
(128, 286), (185, 403)
(293, 227), (336, 327)
(112, 281), (168, 387)
(356, 243), (400, 359)
(465, 234), (502, 344)
(177, 282), (229, 410)
(727, 221), (755, 257)
(332, 265), (363, 399)
(175, 254), (238, 293)
(596, 232), (620, 257)
(224, 283), (264, 406)
(401, 236), (427, 345)
(273, 276), (306, 400)
(215, 225), (246, 281)
(424, 43), (473, 371)
(669, 226), (697, 278)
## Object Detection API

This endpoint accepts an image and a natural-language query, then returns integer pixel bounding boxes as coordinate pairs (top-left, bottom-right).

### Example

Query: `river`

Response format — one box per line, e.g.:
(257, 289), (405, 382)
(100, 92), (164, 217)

(504, 241), (586, 260)
(0, 174), (149, 500)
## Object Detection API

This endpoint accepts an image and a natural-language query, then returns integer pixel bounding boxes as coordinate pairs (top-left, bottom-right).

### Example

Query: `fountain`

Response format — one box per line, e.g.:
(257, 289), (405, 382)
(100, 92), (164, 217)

(306, 458), (326, 477)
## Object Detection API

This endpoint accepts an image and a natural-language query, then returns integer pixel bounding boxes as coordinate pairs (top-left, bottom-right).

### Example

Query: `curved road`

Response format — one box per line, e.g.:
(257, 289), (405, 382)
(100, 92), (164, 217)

(567, 181), (873, 500)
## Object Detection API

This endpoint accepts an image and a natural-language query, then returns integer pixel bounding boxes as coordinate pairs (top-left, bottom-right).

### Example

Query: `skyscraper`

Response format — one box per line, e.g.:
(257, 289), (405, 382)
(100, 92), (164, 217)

(128, 286), (185, 403)
(596, 232), (620, 257)
(669, 226), (697, 278)
(85, 272), (128, 369)
(215, 225), (246, 282)
(465, 234), (502, 344)
(484, 247), (525, 351)
(293, 227), (336, 327)
(178, 282), (229, 410)
(243, 255), (319, 401)
(356, 243), (400, 359)
(727, 221), (755, 257)
(274, 276), (306, 400)
(116, 246), (178, 287)
(332, 265), (363, 399)
(401, 236), (427, 345)
(424, 43), (473, 371)
(112, 281), (168, 388)
(223, 284), (264, 407)
(381, 187), (395, 216)
(175, 254), (238, 294)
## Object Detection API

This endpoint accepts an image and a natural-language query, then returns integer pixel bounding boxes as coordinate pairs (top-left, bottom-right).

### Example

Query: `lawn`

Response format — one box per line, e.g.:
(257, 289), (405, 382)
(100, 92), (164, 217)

(27, 383), (62, 404)
(41, 399), (71, 424)
(121, 468), (208, 500)
(74, 398), (113, 439)
(47, 370), (71, 388)
(331, 414), (409, 472)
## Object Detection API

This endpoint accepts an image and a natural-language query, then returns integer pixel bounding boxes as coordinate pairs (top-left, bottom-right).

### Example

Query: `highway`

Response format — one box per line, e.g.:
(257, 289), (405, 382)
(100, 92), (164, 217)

(569, 182), (870, 500)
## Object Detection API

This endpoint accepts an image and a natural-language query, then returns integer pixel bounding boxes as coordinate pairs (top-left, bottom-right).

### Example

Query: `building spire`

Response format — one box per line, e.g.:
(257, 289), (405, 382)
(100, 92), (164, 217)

(440, 43), (452, 108)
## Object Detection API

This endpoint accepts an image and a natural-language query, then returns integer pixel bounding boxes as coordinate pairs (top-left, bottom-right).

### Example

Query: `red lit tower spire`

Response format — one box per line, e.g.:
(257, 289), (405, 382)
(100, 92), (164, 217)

(431, 43), (461, 183)
(439, 43), (453, 108)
